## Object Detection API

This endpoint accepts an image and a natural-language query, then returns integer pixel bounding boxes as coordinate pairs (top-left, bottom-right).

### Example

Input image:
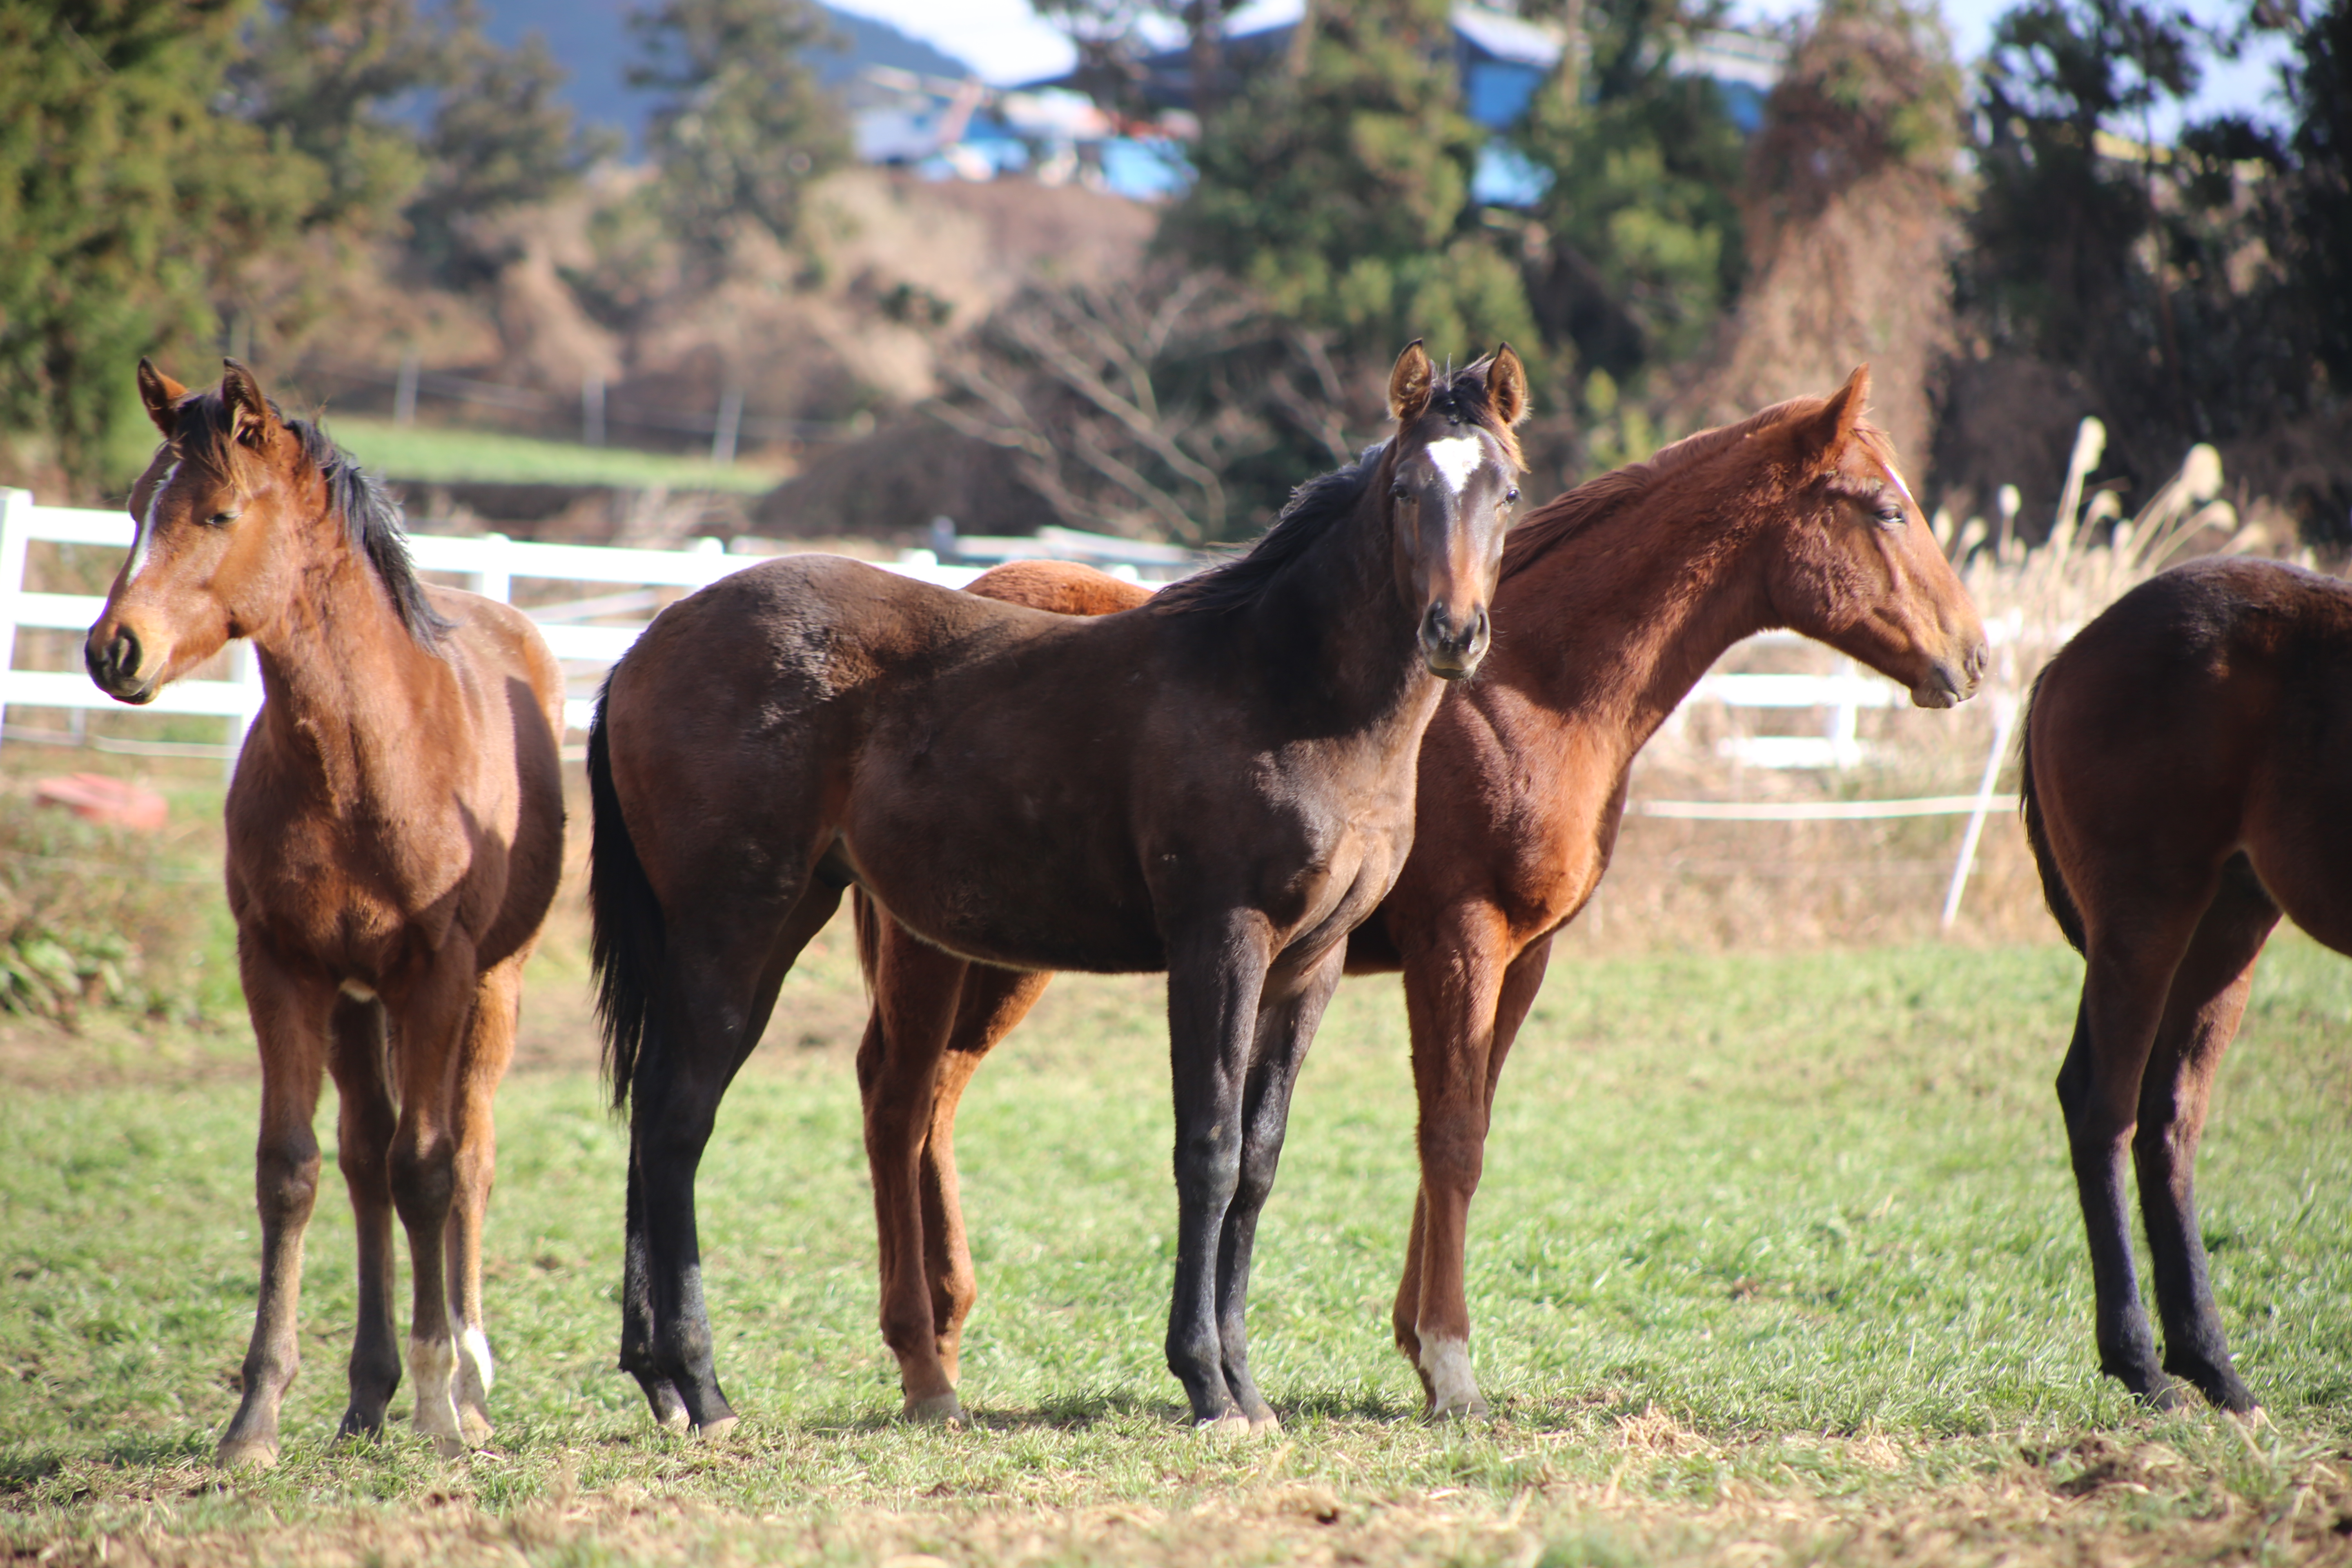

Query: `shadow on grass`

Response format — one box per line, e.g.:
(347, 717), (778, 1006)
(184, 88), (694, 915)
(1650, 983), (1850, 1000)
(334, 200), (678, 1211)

(0, 1429), (215, 1494)
(789, 1386), (1425, 1437)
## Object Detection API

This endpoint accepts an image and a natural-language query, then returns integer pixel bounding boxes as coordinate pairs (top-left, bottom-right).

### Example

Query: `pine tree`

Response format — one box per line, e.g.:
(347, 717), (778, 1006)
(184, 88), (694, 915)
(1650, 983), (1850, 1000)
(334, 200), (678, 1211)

(627, 0), (851, 265)
(1160, 0), (1538, 368)
(0, 0), (322, 495)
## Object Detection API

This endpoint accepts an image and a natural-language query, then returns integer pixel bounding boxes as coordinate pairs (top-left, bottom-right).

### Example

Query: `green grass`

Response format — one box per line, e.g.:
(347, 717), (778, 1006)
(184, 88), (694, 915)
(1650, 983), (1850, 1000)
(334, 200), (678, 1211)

(2, 925), (2348, 1565)
(322, 418), (783, 493)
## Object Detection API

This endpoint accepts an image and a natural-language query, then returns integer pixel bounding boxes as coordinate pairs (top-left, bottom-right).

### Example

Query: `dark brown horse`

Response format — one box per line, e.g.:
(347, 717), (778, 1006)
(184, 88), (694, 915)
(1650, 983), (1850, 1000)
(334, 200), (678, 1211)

(853, 368), (1990, 1421)
(588, 344), (1529, 1433)
(2020, 555), (2352, 1413)
(85, 361), (567, 1466)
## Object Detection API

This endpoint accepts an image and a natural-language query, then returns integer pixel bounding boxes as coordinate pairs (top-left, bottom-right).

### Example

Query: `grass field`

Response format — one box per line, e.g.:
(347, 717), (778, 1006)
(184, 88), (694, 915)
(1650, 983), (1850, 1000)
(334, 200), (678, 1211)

(321, 419), (784, 494)
(1, 800), (2349, 1564)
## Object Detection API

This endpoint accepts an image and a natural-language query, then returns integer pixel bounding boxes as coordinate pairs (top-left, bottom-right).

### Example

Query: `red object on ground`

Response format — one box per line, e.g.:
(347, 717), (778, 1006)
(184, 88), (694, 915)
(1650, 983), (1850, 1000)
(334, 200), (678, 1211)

(33, 774), (169, 833)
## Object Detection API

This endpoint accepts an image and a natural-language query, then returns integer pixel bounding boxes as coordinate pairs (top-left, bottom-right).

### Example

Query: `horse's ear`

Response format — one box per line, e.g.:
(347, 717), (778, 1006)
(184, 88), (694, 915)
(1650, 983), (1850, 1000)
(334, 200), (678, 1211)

(220, 359), (278, 448)
(136, 359), (186, 439)
(1389, 340), (1433, 425)
(1486, 344), (1529, 427)
(1802, 365), (1871, 460)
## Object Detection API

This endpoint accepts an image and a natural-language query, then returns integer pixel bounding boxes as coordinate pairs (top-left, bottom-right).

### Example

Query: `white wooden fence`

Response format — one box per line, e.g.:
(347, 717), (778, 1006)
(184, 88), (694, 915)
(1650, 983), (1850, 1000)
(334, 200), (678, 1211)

(0, 490), (982, 755)
(0, 488), (2014, 923)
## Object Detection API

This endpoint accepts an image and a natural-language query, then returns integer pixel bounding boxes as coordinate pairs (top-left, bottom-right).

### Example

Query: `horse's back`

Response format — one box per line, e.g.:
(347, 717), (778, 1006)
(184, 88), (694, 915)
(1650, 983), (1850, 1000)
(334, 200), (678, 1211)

(2030, 557), (2352, 945)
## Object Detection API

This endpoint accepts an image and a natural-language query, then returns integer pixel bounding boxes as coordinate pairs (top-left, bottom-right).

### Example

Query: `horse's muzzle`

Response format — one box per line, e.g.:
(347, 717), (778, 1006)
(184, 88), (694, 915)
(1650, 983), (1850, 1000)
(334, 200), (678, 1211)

(1420, 603), (1490, 682)
(85, 627), (157, 704)
(1909, 638), (1989, 710)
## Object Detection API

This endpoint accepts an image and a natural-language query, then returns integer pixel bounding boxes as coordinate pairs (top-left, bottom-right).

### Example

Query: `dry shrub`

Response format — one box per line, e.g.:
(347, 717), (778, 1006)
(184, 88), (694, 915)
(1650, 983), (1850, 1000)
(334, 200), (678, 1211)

(0, 790), (209, 1022)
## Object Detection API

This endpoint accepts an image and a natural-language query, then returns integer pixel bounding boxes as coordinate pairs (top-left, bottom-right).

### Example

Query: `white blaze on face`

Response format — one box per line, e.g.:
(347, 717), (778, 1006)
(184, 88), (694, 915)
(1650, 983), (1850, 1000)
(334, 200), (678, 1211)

(1423, 436), (1486, 497)
(125, 460), (178, 586)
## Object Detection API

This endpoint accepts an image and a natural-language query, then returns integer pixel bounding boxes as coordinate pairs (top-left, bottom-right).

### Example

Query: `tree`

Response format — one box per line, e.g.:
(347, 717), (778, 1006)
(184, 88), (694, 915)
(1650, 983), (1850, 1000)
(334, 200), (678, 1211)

(2284, 0), (2352, 391)
(1160, 0), (1538, 368)
(408, 28), (621, 285)
(0, 0), (322, 496)
(627, 0), (850, 266)
(1512, 0), (1746, 413)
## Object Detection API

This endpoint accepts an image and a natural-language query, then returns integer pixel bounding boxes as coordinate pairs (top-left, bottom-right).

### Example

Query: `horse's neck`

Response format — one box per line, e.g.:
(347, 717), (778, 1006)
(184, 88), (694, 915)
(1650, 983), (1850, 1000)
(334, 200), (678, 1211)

(1250, 493), (1428, 734)
(1501, 499), (1773, 774)
(249, 542), (451, 806)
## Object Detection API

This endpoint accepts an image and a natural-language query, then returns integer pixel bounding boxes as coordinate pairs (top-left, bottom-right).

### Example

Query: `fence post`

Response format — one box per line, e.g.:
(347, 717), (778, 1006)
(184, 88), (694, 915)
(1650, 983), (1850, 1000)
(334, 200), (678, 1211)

(473, 532), (513, 604)
(0, 490), (29, 754)
(226, 641), (263, 782)
(1940, 691), (2020, 932)
(394, 347), (421, 426)
(583, 374), (606, 448)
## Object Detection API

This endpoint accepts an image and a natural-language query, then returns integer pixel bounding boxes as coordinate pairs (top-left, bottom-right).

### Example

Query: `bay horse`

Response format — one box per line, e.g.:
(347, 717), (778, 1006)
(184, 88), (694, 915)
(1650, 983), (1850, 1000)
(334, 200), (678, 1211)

(85, 361), (567, 1467)
(2021, 555), (2352, 1413)
(852, 367), (1989, 1421)
(588, 344), (1527, 1434)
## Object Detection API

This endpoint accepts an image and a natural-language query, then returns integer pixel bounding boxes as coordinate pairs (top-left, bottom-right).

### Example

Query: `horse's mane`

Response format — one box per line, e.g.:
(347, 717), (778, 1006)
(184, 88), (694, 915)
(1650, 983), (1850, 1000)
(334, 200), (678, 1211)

(169, 391), (450, 649)
(1499, 393), (1896, 583)
(1155, 359), (1522, 617)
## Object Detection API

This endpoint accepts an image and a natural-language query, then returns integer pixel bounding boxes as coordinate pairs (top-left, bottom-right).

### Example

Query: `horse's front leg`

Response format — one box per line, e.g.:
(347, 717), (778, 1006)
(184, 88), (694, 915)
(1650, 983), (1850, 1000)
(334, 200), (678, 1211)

(1163, 912), (1275, 1430)
(216, 947), (337, 1469)
(1211, 944), (1346, 1434)
(857, 930), (968, 1422)
(444, 952), (524, 1443)
(386, 948), (485, 1456)
(325, 991), (401, 1440)
(1393, 914), (1548, 1420)
(922, 964), (1053, 1387)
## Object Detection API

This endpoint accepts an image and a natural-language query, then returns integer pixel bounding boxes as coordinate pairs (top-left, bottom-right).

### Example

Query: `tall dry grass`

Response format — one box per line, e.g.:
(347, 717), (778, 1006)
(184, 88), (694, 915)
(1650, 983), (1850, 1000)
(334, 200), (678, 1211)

(1571, 424), (2296, 954)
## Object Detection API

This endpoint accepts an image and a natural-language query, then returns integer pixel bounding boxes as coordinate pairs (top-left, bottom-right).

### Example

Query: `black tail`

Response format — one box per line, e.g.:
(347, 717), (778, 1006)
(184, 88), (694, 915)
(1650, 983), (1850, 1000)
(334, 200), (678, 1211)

(588, 671), (666, 1110)
(2018, 665), (2087, 953)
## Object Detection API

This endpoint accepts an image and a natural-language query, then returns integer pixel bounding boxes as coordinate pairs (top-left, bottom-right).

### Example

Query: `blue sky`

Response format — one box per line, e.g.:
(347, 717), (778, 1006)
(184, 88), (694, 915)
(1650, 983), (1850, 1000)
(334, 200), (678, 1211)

(835, 0), (2295, 131)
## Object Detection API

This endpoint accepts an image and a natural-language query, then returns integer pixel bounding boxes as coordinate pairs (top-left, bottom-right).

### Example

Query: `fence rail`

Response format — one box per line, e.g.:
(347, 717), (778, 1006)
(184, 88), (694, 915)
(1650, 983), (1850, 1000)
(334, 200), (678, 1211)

(0, 491), (982, 754)
(0, 488), (2018, 925)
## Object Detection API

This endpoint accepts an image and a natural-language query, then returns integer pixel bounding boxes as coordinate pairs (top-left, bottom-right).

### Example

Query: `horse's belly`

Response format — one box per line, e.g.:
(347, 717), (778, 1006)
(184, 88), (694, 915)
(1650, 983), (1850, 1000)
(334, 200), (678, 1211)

(849, 834), (1166, 974)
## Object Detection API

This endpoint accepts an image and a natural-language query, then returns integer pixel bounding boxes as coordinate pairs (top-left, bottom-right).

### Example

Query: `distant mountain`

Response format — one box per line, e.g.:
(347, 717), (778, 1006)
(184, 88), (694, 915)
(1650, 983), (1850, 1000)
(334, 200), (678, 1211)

(470, 0), (977, 155)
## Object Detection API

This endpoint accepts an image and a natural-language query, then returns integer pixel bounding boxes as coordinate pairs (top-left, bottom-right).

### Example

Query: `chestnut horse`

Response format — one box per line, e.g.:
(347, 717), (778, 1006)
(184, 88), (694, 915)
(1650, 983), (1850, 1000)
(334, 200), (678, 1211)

(853, 368), (1989, 1421)
(2020, 555), (2352, 1413)
(588, 345), (1528, 1433)
(85, 361), (566, 1466)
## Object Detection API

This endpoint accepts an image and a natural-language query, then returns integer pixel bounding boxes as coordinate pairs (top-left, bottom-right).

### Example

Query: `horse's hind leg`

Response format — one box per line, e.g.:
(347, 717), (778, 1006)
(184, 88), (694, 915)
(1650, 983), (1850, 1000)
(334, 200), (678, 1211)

(326, 993), (401, 1439)
(216, 952), (336, 1468)
(2058, 905), (2206, 1409)
(2135, 858), (2275, 1412)
(1213, 946), (1348, 1434)
(1392, 915), (1544, 1420)
(445, 953), (524, 1443)
(630, 880), (843, 1435)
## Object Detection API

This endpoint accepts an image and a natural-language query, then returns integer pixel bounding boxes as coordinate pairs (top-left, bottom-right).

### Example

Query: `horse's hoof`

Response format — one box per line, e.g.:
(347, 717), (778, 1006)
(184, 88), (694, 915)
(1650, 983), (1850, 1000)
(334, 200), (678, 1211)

(214, 1436), (279, 1471)
(696, 1414), (739, 1440)
(1425, 1394), (1490, 1423)
(902, 1392), (967, 1426)
(459, 1408), (494, 1444)
(430, 1433), (468, 1461)
(335, 1410), (385, 1441)
(655, 1405), (691, 1434)
(1248, 1411), (1283, 1435)
(1192, 1412), (1251, 1439)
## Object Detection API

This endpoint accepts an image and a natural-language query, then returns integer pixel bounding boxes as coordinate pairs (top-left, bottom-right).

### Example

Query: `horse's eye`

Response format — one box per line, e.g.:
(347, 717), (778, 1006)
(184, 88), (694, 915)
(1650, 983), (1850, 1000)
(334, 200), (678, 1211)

(206, 510), (238, 528)
(1875, 505), (1904, 528)
(1506, 488), (1521, 505)
(1390, 483), (1410, 500)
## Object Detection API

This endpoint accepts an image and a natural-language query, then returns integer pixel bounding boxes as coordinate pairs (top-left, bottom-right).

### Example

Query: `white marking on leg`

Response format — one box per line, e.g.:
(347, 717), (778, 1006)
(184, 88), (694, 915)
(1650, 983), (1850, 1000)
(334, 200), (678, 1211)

(339, 979), (378, 1002)
(124, 461), (176, 586)
(1418, 1335), (1483, 1416)
(457, 1326), (494, 1398)
(407, 1334), (461, 1441)
(1424, 436), (1485, 495)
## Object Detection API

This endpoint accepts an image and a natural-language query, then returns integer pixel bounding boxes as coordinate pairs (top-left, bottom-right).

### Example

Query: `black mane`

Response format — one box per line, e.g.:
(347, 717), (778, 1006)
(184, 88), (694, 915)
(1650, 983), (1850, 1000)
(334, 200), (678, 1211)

(172, 392), (450, 649)
(1153, 444), (1387, 617)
